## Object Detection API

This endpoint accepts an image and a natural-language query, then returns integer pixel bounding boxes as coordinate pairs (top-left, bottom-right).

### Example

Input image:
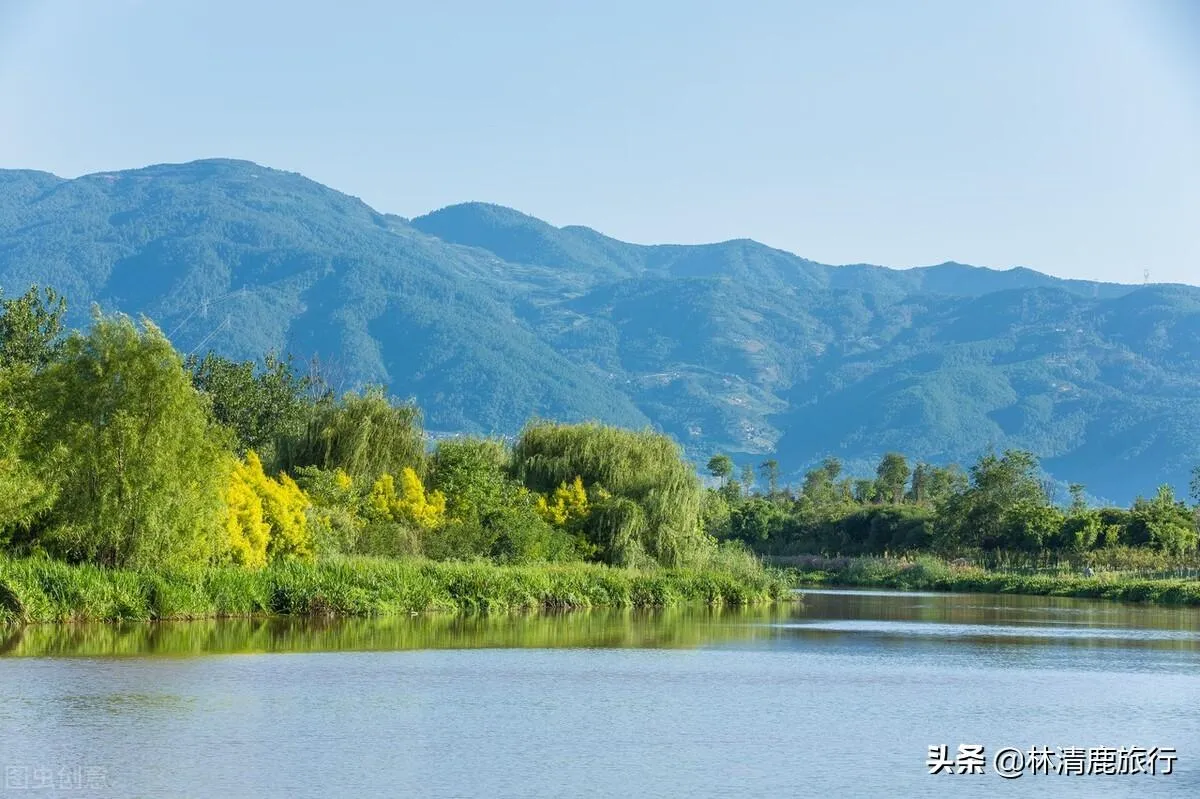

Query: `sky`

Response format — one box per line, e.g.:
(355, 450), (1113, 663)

(1, 0), (1197, 285)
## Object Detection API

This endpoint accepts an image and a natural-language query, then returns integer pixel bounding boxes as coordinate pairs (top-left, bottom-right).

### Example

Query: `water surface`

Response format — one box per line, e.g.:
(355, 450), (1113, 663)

(3, 590), (1198, 798)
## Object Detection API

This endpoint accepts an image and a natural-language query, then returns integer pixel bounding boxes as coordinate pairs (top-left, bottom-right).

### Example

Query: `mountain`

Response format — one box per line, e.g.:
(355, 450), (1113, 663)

(2, 159), (1198, 502)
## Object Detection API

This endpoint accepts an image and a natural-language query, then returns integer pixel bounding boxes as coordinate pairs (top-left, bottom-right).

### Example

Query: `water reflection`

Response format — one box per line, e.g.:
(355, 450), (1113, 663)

(6, 587), (1200, 659)
(0, 605), (794, 658)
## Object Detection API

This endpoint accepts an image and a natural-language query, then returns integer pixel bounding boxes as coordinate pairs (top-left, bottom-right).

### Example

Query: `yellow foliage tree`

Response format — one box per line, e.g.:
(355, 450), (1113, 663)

(536, 476), (589, 527)
(225, 460), (269, 569)
(369, 467), (446, 530)
(224, 451), (314, 566)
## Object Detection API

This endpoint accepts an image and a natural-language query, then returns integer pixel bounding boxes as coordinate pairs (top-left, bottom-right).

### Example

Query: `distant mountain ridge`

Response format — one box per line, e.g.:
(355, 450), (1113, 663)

(2, 159), (1197, 502)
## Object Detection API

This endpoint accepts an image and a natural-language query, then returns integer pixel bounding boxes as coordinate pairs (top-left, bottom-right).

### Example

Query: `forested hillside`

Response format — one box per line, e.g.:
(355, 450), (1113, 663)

(2, 159), (1198, 502)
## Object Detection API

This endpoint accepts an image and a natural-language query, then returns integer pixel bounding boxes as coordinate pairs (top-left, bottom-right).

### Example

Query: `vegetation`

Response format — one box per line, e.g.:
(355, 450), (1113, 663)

(785, 556), (1200, 606)
(2, 281), (1198, 621)
(701, 448), (1200, 570)
(0, 556), (790, 624)
(3, 159), (1200, 503)
(0, 286), (784, 622)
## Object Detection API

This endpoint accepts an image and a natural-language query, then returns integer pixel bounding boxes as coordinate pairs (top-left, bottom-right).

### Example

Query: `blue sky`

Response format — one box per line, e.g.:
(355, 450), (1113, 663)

(1, 0), (1196, 284)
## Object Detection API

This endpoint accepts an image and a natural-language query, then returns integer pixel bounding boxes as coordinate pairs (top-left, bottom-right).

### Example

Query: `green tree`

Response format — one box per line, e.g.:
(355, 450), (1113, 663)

(740, 463), (756, 495)
(875, 452), (910, 504)
(0, 369), (53, 543)
(278, 388), (424, 484)
(801, 457), (843, 508)
(0, 286), (68, 544)
(699, 489), (732, 539)
(728, 497), (784, 545)
(512, 422), (711, 566)
(706, 454), (734, 485)
(934, 450), (1046, 552)
(428, 437), (512, 522)
(1057, 510), (1103, 552)
(1068, 483), (1087, 513)
(0, 285), (66, 370)
(28, 315), (229, 567)
(1000, 500), (1065, 552)
(759, 458), (780, 496)
(853, 478), (879, 504)
(908, 462), (967, 505)
(1129, 485), (1198, 556)
(925, 465), (968, 506)
(187, 352), (310, 463)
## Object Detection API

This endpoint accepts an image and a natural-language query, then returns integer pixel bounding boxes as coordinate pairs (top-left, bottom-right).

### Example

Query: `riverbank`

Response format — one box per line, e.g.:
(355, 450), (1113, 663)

(0, 556), (792, 623)
(782, 555), (1200, 606)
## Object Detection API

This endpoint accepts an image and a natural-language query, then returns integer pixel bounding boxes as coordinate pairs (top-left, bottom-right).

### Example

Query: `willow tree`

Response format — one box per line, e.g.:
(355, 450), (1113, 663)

(30, 314), (229, 567)
(277, 388), (424, 483)
(0, 286), (65, 544)
(511, 422), (711, 567)
(0, 365), (53, 544)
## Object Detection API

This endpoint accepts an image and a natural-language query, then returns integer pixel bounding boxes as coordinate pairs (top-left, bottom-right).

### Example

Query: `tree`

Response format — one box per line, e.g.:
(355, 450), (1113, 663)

(187, 352), (310, 464)
(1058, 510), (1104, 552)
(28, 315), (228, 567)
(853, 479), (879, 504)
(224, 450), (315, 567)
(909, 462), (967, 505)
(0, 286), (67, 543)
(0, 368), (53, 543)
(706, 454), (734, 485)
(925, 465), (968, 506)
(1129, 485), (1198, 556)
(728, 497), (784, 545)
(801, 457), (843, 508)
(907, 463), (928, 504)
(369, 468), (446, 531)
(1068, 483), (1087, 513)
(429, 438), (512, 521)
(700, 489), (732, 539)
(278, 388), (424, 484)
(934, 450), (1047, 552)
(1191, 466), (1200, 506)
(512, 422), (711, 566)
(740, 463), (756, 495)
(0, 285), (66, 370)
(759, 459), (780, 496)
(1000, 501), (1065, 552)
(875, 452), (910, 504)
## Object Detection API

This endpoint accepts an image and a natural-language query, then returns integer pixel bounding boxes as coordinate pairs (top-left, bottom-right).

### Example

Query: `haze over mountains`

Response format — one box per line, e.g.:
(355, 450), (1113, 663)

(1, 159), (1197, 502)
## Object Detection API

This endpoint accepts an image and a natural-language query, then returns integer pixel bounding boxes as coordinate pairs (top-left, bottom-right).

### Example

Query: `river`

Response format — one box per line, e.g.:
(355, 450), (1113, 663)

(2, 589), (1198, 798)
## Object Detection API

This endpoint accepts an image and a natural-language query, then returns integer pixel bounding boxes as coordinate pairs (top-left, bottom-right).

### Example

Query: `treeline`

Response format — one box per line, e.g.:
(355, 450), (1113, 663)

(702, 448), (1200, 561)
(4, 283), (1196, 577)
(0, 286), (737, 574)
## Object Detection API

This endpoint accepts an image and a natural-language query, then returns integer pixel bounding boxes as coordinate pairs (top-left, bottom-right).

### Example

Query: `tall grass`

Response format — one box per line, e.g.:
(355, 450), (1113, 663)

(0, 556), (792, 624)
(786, 555), (1200, 606)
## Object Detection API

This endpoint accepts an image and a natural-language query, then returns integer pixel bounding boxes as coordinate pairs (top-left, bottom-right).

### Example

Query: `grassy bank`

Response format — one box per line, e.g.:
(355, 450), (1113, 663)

(0, 556), (792, 624)
(783, 556), (1200, 606)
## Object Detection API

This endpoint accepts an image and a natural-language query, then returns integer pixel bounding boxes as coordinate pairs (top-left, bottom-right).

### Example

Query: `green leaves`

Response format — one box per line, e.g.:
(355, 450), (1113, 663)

(187, 352), (310, 464)
(26, 316), (229, 568)
(513, 422), (711, 567)
(277, 388), (424, 484)
(0, 285), (65, 370)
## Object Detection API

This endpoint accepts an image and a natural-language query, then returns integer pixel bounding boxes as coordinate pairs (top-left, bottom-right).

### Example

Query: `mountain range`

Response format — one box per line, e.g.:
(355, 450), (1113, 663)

(2, 158), (1198, 503)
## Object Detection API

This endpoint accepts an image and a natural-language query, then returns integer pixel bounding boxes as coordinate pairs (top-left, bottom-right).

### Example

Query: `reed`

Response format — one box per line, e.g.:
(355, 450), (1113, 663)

(788, 555), (1200, 606)
(0, 555), (792, 624)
